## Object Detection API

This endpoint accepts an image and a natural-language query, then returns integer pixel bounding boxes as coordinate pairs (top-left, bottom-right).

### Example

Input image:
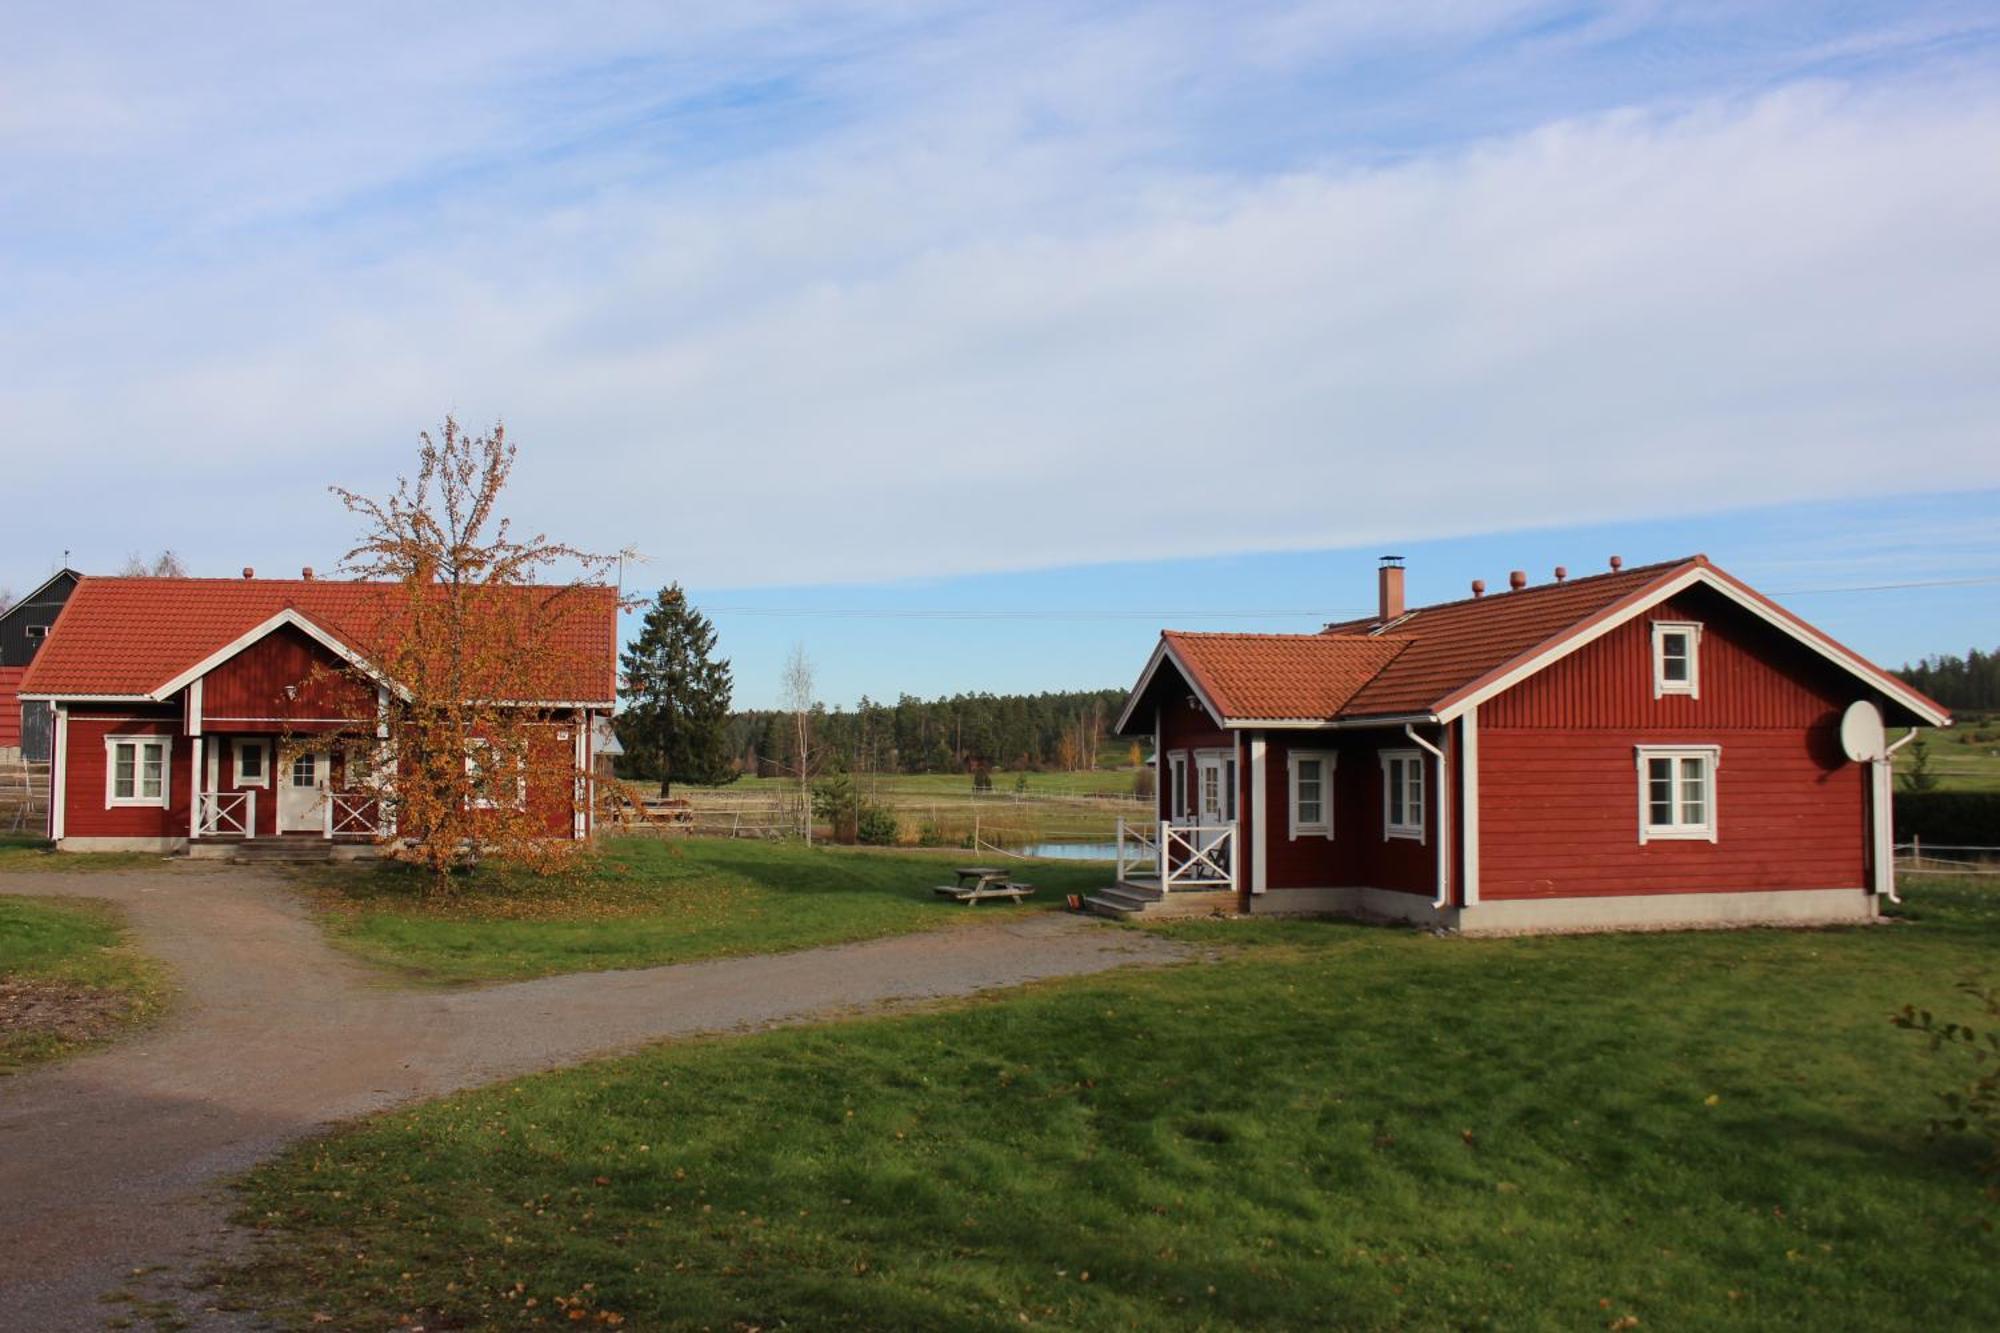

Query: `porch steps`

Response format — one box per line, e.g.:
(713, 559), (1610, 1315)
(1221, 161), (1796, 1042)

(1083, 878), (1238, 921)
(228, 838), (338, 865)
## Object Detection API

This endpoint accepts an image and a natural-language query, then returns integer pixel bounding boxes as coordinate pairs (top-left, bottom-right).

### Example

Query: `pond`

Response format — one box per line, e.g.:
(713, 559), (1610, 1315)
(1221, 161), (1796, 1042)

(1006, 841), (1121, 861)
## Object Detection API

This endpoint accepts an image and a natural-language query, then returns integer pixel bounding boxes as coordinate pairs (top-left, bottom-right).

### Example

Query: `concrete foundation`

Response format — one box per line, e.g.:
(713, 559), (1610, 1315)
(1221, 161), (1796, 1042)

(1244, 884), (1877, 935)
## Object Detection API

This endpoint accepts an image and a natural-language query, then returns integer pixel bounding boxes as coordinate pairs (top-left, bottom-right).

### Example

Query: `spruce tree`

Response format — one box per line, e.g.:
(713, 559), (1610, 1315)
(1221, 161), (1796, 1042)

(619, 584), (737, 795)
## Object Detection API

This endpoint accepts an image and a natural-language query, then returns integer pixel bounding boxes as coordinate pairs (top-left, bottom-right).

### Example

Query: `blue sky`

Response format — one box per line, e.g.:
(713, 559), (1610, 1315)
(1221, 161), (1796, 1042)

(2, 3), (1997, 707)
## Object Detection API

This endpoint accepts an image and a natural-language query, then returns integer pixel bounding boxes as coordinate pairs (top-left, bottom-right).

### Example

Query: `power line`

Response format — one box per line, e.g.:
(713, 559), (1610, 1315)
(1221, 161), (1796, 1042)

(698, 574), (2000, 623)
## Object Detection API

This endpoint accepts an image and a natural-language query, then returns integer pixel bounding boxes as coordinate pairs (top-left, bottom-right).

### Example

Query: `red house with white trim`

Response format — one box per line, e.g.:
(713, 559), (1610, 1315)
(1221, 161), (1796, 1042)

(20, 573), (618, 855)
(1102, 555), (1949, 933)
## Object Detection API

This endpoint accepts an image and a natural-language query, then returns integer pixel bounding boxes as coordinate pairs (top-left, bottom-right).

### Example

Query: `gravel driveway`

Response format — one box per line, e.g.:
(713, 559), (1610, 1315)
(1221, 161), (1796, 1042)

(0, 864), (1189, 1328)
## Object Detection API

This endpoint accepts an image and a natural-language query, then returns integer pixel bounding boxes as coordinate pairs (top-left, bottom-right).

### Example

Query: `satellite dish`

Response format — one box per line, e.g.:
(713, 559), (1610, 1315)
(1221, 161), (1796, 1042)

(1840, 700), (1887, 763)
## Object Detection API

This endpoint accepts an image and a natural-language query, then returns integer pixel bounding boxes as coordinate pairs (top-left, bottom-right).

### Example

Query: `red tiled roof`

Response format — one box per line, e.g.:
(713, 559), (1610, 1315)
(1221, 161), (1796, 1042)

(1162, 632), (1411, 721)
(20, 577), (618, 703)
(1338, 557), (1694, 717)
(1131, 557), (1705, 727)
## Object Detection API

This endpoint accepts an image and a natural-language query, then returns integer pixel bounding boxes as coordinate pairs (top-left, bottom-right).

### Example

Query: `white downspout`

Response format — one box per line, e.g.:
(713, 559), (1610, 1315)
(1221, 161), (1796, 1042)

(1404, 723), (1450, 913)
(1877, 728), (1918, 905)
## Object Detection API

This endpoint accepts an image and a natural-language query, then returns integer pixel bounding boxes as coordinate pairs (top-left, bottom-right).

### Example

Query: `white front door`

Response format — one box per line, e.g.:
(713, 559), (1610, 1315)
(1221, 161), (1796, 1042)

(279, 749), (329, 833)
(1193, 752), (1236, 878)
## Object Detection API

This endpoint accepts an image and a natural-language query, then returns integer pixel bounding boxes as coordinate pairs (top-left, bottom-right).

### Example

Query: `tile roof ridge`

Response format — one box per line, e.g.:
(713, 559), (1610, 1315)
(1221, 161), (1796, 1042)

(1322, 554), (1698, 630)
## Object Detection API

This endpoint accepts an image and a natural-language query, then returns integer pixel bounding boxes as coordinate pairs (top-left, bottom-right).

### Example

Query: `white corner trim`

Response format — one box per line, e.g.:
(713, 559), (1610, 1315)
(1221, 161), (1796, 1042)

(50, 706), (68, 840)
(1249, 735), (1268, 894)
(1460, 707), (1480, 907)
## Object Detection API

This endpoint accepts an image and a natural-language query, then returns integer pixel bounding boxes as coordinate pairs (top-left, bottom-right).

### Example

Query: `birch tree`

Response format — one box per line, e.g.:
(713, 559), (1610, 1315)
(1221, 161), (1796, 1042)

(782, 643), (816, 845)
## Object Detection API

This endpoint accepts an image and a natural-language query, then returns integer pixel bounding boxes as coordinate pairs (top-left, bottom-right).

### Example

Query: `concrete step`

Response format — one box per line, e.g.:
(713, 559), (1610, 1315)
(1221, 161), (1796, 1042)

(228, 839), (337, 864)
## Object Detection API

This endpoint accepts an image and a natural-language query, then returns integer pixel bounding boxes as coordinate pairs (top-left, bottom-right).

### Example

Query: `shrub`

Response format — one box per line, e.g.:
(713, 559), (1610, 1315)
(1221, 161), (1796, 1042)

(855, 803), (900, 846)
(916, 819), (949, 848)
(1895, 792), (2000, 846)
(810, 774), (858, 844)
(1133, 767), (1156, 800)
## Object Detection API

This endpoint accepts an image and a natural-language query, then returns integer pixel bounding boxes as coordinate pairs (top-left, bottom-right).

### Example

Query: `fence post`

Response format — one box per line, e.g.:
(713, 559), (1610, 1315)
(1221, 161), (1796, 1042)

(1911, 833), (1920, 869)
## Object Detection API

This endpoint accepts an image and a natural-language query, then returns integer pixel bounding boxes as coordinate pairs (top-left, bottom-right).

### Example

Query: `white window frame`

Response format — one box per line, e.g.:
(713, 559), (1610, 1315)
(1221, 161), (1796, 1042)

(104, 735), (172, 808)
(1652, 621), (1702, 699)
(25, 624), (48, 640)
(1167, 751), (1189, 821)
(1636, 745), (1720, 843)
(289, 750), (319, 790)
(232, 738), (271, 789)
(465, 738), (528, 811)
(1287, 749), (1335, 839)
(1380, 748), (1425, 843)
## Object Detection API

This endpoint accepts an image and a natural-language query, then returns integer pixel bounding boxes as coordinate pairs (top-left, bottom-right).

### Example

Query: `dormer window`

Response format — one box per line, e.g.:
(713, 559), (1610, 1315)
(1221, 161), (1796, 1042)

(1652, 621), (1701, 698)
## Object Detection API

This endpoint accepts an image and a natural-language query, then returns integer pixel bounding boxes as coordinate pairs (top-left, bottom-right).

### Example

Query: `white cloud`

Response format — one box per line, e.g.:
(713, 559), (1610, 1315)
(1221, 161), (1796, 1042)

(0, 4), (1996, 590)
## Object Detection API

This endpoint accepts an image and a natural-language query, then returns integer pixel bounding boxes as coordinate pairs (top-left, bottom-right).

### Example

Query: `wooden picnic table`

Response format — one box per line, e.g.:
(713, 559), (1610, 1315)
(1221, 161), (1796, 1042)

(933, 866), (1036, 905)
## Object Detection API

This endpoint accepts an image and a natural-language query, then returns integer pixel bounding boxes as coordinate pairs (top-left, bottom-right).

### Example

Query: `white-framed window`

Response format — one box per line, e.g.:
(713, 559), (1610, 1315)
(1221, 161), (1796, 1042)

(1287, 750), (1335, 839)
(1636, 745), (1719, 843)
(290, 751), (318, 788)
(104, 735), (171, 808)
(1193, 749), (1238, 825)
(1167, 752), (1189, 821)
(466, 738), (527, 810)
(25, 624), (48, 640)
(1380, 749), (1425, 842)
(1652, 621), (1701, 698)
(233, 739), (270, 789)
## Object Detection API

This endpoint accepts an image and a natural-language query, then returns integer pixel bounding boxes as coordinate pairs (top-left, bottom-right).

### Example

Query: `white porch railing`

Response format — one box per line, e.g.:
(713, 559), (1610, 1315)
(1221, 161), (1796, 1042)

(1117, 817), (1238, 892)
(1163, 821), (1237, 890)
(197, 790), (255, 838)
(328, 791), (383, 838)
(1115, 817), (1160, 882)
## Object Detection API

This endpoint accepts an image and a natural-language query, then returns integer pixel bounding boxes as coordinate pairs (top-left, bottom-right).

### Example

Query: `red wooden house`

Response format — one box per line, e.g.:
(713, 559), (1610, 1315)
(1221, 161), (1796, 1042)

(20, 572), (618, 855)
(1103, 555), (1949, 932)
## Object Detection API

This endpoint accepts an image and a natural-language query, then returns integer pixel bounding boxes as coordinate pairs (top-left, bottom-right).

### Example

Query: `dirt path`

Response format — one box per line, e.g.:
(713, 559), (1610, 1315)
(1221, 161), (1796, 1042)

(0, 865), (1188, 1328)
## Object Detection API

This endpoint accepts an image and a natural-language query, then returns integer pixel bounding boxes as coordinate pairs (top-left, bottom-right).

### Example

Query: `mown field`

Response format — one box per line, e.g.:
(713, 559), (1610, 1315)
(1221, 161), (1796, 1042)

(299, 838), (1117, 985)
(0, 893), (171, 1071)
(1895, 715), (2000, 793)
(224, 877), (1998, 1330)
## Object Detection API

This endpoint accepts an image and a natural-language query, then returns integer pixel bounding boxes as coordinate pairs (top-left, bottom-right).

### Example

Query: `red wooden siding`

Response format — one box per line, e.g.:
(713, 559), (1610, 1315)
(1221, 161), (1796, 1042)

(1477, 585), (1867, 900)
(1479, 588), (1855, 729)
(61, 708), (187, 839)
(200, 626), (376, 733)
(0, 666), (22, 748)
(1259, 731), (1437, 895)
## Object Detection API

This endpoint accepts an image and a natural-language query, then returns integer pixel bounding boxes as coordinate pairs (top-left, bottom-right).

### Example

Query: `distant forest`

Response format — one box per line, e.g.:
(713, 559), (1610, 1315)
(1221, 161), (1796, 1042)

(726, 688), (1134, 778)
(1895, 646), (2000, 712)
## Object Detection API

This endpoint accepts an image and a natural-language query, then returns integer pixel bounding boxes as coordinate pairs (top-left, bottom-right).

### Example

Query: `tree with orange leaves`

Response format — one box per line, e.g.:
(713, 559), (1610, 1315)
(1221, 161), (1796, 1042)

(315, 417), (620, 890)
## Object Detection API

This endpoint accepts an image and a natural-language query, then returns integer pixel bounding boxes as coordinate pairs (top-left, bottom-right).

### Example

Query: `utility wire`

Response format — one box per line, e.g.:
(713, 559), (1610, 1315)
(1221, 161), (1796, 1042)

(697, 574), (2000, 623)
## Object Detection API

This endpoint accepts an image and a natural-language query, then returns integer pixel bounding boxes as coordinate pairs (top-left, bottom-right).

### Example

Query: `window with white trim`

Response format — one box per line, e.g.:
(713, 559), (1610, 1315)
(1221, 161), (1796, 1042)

(1652, 621), (1701, 698)
(1380, 749), (1425, 842)
(290, 751), (318, 788)
(1288, 750), (1335, 839)
(233, 739), (270, 788)
(466, 738), (527, 810)
(1637, 746), (1718, 842)
(25, 624), (48, 639)
(1167, 752), (1189, 821)
(105, 736), (170, 807)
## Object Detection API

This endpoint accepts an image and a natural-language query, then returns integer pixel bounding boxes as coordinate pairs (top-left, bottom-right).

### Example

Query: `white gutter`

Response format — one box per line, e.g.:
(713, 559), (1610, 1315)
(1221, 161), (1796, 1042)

(1404, 723), (1450, 913)
(1878, 728), (1919, 905)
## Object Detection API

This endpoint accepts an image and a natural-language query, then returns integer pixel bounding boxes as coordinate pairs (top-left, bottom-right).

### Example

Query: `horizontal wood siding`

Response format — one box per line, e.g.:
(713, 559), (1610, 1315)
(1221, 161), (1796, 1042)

(1480, 588), (1852, 729)
(0, 666), (21, 748)
(200, 626), (376, 732)
(62, 708), (186, 839)
(1260, 731), (1436, 894)
(1479, 587), (1866, 900)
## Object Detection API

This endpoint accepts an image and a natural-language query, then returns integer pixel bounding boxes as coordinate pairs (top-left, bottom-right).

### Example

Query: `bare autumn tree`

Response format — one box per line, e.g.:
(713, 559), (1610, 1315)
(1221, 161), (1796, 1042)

(318, 418), (619, 890)
(782, 643), (816, 846)
(119, 550), (190, 577)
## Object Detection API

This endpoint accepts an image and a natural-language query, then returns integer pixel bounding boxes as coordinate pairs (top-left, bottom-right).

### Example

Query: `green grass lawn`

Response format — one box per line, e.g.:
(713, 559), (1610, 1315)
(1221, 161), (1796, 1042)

(0, 895), (171, 1071)
(1896, 717), (2000, 793)
(0, 833), (167, 874)
(225, 878), (1998, 1330)
(304, 838), (1118, 985)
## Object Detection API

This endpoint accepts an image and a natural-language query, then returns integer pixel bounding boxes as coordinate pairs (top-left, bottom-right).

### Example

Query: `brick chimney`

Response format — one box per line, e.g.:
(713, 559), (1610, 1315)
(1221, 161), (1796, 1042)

(1378, 556), (1406, 622)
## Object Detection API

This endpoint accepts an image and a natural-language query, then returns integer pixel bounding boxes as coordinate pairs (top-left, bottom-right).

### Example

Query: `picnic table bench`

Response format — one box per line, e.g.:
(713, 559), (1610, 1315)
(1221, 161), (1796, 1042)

(932, 866), (1036, 905)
